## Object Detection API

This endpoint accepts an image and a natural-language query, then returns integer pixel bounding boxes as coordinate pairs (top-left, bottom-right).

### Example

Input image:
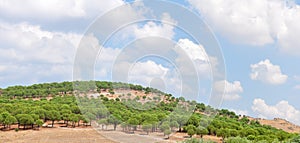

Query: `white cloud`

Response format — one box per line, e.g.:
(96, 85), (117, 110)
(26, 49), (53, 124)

(133, 21), (175, 39)
(0, 22), (81, 64)
(127, 13), (177, 40)
(177, 39), (209, 62)
(128, 60), (169, 85)
(252, 98), (300, 125)
(131, 61), (181, 96)
(107, 12), (176, 49)
(250, 59), (288, 85)
(188, 0), (300, 55)
(175, 38), (214, 78)
(0, 22), (81, 86)
(215, 80), (243, 101)
(0, 0), (124, 20)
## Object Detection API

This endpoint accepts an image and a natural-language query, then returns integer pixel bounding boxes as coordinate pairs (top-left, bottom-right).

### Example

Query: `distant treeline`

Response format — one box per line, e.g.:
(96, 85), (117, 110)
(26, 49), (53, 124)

(0, 81), (164, 98)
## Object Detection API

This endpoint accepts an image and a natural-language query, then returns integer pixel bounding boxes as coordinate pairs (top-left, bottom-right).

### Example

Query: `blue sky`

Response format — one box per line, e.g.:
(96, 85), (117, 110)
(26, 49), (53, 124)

(0, 0), (300, 125)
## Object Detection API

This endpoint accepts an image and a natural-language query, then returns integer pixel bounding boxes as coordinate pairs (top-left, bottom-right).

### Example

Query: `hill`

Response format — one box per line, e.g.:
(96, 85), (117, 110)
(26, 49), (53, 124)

(248, 117), (300, 133)
(0, 81), (300, 143)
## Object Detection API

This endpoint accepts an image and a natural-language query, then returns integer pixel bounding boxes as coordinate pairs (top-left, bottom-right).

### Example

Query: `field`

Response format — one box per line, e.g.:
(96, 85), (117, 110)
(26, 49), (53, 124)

(0, 126), (223, 143)
(0, 127), (114, 143)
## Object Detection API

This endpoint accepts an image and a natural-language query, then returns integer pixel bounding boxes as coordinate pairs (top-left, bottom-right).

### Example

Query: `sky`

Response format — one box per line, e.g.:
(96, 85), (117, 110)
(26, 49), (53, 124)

(0, 0), (300, 125)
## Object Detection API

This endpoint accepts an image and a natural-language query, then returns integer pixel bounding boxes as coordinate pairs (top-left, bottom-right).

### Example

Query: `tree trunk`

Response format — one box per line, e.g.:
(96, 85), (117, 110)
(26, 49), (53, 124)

(114, 124), (117, 130)
(52, 120), (54, 127)
(179, 124), (182, 132)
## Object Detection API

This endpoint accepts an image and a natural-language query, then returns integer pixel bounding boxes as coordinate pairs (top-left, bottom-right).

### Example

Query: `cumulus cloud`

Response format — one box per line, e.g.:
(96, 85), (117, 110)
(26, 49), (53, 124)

(250, 59), (288, 85)
(188, 0), (300, 55)
(128, 61), (169, 85)
(175, 38), (214, 78)
(133, 13), (176, 39)
(252, 98), (300, 125)
(177, 39), (209, 62)
(0, 0), (124, 20)
(0, 22), (81, 63)
(133, 21), (175, 39)
(0, 22), (82, 87)
(215, 80), (243, 101)
(128, 60), (183, 96)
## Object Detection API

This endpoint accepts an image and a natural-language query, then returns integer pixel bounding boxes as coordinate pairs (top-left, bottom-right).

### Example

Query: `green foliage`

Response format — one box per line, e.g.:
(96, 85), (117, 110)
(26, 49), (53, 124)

(240, 116), (250, 124)
(225, 137), (251, 143)
(164, 129), (172, 138)
(108, 114), (121, 130)
(4, 115), (17, 128)
(196, 126), (209, 138)
(142, 123), (152, 134)
(182, 138), (216, 143)
(290, 135), (300, 143)
(35, 119), (43, 127)
(160, 121), (171, 132)
(216, 128), (230, 139)
(170, 120), (179, 131)
(0, 81), (296, 143)
(185, 125), (197, 137)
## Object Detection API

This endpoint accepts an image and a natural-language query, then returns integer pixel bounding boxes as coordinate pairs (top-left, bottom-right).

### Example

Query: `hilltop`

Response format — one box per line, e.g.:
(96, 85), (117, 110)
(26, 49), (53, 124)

(247, 117), (300, 134)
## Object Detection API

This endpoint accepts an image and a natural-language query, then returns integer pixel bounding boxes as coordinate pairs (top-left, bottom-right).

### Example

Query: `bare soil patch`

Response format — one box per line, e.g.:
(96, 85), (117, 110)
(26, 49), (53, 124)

(0, 127), (115, 143)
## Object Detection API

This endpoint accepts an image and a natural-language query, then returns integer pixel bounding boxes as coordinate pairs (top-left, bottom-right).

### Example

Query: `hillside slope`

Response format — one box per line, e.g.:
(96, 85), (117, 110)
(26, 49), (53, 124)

(0, 81), (299, 143)
(248, 117), (300, 133)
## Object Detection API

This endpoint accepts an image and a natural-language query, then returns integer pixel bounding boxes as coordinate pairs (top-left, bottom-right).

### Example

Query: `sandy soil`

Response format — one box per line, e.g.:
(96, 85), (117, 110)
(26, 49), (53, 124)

(95, 125), (221, 143)
(258, 118), (300, 133)
(0, 127), (115, 143)
(0, 125), (223, 143)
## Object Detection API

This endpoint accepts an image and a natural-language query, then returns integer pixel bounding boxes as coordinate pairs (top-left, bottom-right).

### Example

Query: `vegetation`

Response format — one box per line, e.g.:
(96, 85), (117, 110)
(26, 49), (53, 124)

(0, 81), (299, 143)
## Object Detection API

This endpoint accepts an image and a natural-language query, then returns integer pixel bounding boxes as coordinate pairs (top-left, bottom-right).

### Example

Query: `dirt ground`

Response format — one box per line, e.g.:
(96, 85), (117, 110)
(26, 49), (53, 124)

(0, 126), (221, 143)
(0, 127), (115, 143)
